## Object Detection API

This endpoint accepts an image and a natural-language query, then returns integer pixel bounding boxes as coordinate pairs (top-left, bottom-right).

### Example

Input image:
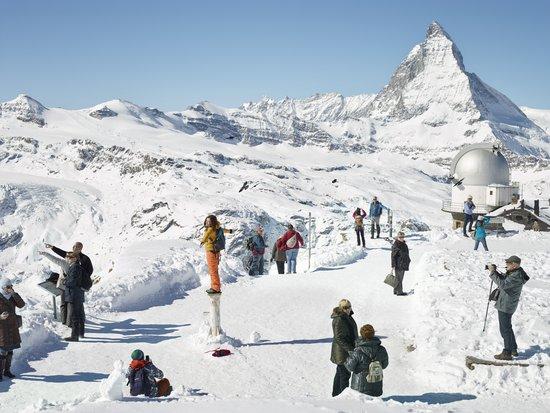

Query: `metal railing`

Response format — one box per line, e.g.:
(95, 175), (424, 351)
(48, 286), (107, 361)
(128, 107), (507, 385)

(441, 201), (492, 214)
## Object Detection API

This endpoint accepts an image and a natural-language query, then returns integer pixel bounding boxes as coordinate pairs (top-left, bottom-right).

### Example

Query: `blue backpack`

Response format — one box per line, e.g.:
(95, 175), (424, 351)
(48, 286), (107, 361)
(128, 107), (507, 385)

(128, 367), (151, 396)
(213, 228), (226, 252)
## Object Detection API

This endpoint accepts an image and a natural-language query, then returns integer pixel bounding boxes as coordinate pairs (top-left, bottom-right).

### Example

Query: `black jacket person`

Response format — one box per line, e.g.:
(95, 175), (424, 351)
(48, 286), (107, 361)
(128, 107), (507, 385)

(49, 242), (93, 338)
(331, 299), (358, 397)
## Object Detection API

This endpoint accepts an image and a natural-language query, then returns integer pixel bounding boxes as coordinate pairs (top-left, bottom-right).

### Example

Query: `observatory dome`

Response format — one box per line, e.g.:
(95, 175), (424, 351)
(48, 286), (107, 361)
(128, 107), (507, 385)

(452, 145), (510, 186)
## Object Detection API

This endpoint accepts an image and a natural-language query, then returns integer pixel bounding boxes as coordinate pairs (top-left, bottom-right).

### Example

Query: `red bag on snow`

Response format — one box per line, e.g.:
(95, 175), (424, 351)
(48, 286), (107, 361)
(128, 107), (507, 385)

(211, 349), (232, 357)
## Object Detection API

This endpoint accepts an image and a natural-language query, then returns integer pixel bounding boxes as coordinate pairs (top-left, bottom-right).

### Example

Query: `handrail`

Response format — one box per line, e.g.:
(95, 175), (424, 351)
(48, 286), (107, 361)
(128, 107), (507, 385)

(441, 201), (492, 213)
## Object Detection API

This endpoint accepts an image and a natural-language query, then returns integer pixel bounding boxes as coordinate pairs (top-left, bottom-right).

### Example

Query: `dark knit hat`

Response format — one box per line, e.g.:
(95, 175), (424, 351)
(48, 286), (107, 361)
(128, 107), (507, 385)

(360, 324), (375, 340)
(131, 349), (144, 360)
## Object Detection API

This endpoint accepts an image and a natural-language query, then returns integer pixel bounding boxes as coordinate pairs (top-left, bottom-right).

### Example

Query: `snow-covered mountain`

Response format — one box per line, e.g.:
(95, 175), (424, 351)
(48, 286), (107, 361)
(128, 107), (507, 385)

(0, 94), (47, 126)
(1, 22), (549, 158)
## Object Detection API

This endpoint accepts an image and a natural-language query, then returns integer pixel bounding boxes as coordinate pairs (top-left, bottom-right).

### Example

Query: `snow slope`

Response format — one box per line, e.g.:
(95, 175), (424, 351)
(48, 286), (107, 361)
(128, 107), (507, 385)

(1, 229), (549, 412)
(522, 107), (550, 134)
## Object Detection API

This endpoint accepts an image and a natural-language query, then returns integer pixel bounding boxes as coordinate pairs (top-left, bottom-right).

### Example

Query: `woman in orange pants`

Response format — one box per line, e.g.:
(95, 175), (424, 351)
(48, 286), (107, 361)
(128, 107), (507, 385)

(201, 215), (222, 294)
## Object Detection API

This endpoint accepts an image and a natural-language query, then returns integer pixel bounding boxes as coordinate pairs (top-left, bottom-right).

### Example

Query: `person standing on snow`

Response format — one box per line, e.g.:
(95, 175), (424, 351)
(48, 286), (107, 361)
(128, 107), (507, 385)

(0, 278), (25, 381)
(368, 197), (388, 239)
(40, 251), (84, 341)
(473, 215), (491, 251)
(463, 195), (476, 237)
(391, 232), (411, 296)
(249, 225), (267, 276)
(270, 237), (286, 274)
(344, 324), (389, 397)
(330, 299), (358, 397)
(487, 256), (529, 360)
(200, 215), (233, 294)
(277, 224), (304, 274)
(352, 207), (367, 247)
(126, 349), (172, 397)
(45, 241), (93, 338)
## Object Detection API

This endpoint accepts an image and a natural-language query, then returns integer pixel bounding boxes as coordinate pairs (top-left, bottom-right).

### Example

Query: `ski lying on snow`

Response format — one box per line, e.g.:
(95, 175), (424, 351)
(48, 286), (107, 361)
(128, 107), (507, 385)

(465, 355), (546, 370)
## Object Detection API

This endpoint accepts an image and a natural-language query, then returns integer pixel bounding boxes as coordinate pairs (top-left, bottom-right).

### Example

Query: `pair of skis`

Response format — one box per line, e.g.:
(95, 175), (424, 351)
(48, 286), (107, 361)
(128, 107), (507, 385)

(465, 355), (545, 370)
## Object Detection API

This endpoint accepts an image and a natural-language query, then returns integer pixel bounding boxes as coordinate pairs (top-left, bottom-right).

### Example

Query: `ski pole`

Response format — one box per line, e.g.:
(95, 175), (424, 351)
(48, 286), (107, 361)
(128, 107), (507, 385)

(482, 279), (493, 333)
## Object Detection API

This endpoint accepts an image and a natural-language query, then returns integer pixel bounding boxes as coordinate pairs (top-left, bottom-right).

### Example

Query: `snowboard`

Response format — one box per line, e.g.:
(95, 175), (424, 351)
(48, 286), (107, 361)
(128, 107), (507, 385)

(465, 355), (545, 370)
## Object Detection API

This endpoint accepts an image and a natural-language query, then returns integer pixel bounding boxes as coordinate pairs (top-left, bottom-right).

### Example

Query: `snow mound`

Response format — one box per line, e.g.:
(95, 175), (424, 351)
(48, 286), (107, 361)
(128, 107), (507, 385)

(312, 245), (368, 269)
(99, 360), (126, 401)
(249, 331), (261, 343)
(88, 241), (202, 312)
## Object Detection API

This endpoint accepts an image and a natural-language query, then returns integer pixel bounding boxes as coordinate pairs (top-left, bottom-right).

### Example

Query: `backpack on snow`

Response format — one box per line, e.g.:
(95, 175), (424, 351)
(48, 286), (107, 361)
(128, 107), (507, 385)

(286, 234), (298, 249)
(213, 228), (226, 252)
(128, 367), (151, 396)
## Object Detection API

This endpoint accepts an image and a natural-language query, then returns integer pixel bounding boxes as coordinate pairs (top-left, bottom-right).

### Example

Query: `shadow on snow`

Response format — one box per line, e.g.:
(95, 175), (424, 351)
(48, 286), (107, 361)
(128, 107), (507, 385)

(383, 392), (477, 404)
(82, 317), (190, 344)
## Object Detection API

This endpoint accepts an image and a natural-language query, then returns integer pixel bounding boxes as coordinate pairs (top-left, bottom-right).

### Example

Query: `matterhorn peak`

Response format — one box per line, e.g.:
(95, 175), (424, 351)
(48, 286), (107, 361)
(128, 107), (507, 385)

(426, 21), (452, 40)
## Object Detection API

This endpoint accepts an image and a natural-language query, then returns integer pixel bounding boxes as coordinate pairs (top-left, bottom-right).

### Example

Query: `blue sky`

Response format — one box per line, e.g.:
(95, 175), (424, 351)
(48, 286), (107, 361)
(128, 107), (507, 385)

(1, 0), (549, 110)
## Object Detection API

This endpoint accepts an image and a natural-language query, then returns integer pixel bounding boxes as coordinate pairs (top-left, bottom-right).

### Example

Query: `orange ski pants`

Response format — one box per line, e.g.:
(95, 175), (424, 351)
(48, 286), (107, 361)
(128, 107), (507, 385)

(206, 251), (221, 291)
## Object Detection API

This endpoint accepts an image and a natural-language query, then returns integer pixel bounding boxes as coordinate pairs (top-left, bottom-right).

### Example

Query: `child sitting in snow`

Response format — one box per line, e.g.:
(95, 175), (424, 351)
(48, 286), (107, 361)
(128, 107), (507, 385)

(126, 349), (172, 397)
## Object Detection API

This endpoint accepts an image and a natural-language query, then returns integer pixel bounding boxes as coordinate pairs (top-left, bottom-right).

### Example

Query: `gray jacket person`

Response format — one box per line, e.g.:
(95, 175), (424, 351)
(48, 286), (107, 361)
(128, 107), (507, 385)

(345, 324), (389, 397)
(488, 255), (529, 360)
(40, 251), (84, 342)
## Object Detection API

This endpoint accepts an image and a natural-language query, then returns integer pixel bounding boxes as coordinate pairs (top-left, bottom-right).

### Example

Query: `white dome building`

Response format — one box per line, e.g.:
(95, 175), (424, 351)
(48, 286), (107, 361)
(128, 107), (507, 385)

(442, 143), (519, 227)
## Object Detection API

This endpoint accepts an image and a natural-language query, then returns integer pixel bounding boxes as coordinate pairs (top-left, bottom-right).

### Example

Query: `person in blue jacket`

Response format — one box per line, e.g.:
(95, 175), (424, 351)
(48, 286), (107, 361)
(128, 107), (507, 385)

(463, 195), (476, 237)
(368, 196), (389, 239)
(473, 215), (490, 251)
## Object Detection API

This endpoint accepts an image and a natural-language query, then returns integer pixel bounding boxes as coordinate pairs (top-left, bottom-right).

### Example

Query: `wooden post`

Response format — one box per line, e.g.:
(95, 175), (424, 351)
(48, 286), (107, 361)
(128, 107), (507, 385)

(308, 212), (312, 271)
(52, 296), (58, 321)
(208, 293), (221, 338)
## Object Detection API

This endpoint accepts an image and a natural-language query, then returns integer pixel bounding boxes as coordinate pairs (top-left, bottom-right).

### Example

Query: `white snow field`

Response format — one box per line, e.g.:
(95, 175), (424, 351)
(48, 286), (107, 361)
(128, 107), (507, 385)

(1, 21), (549, 413)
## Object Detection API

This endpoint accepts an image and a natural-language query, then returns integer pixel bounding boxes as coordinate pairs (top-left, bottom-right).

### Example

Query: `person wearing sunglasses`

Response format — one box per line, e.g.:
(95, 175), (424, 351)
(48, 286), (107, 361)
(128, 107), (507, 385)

(0, 278), (26, 381)
(391, 232), (411, 296)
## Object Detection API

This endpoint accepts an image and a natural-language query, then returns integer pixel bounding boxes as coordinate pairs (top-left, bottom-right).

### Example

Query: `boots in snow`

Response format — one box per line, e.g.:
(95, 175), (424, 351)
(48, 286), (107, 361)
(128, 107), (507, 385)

(3, 351), (15, 379)
(512, 350), (518, 357)
(0, 356), (5, 381)
(494, 351), (512, 361)
(64, 322), (80, 342)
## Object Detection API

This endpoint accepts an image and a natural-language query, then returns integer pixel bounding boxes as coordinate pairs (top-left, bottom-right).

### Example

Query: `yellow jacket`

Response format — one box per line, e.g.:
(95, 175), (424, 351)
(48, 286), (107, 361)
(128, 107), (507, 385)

(201, 224), (233, 252)
(201, 226), (217, 252)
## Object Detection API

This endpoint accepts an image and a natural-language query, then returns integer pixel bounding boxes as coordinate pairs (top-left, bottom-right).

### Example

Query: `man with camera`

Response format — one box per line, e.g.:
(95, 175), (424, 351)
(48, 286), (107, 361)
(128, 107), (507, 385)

(487, 256), (529, 360)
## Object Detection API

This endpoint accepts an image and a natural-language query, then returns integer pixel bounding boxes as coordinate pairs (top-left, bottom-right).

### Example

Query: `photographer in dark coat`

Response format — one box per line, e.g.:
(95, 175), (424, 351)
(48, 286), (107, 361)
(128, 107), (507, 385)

(391, 232), (411, 296)
(330, 299), (358, 397)
(46, 241), (93, 338)
(487, 256), (529, 360)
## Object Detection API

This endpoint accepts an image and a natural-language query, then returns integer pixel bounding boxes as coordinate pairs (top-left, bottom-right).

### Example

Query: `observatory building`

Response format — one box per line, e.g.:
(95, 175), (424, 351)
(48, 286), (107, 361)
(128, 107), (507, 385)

(442, 143), (519, 228)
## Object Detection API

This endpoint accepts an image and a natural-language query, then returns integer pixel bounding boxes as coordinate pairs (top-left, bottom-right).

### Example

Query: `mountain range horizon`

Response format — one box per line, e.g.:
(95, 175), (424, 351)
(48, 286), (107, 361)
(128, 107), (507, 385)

(1, 21), (549, 159)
